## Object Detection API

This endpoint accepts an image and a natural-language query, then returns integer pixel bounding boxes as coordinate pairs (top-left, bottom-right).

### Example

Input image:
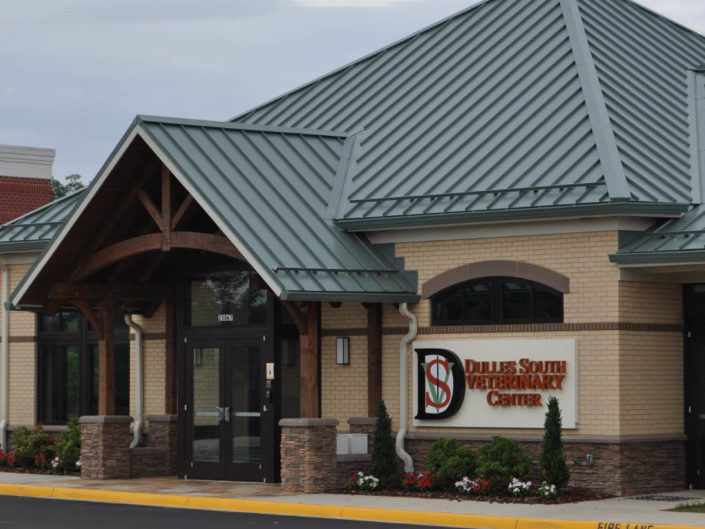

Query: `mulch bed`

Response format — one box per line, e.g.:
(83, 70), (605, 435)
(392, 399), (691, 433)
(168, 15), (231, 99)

(0, 468), (78, 476)
(343, 487), (612, 504)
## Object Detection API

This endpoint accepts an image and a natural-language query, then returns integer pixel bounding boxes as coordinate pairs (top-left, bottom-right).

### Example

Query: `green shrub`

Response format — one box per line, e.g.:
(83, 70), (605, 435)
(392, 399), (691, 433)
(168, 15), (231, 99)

(370, 400), (398, 489)
(425, 438), (475, 491)
(540, 396), (569, 488)
(55, 418), (81, 472)
(476, 436), (532, 493)
(12, 425), (55, 468)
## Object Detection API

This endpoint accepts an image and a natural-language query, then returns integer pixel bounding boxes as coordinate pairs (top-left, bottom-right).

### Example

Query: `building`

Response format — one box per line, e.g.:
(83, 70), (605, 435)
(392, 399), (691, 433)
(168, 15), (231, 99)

(1, 0), (705, 494)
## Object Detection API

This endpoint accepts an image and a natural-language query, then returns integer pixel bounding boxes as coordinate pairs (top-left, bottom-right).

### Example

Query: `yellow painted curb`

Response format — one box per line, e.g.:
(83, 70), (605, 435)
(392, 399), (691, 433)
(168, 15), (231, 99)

(0, 484), (700, 529)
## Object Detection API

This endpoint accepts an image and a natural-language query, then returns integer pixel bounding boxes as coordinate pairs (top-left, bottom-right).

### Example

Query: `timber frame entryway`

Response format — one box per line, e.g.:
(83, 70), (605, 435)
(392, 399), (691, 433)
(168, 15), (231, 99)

(11, 131), (331, 483)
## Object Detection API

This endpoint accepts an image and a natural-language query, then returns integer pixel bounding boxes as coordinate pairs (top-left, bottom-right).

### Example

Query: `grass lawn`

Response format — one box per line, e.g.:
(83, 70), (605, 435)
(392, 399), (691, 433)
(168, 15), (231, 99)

(672, 502), (705, 513)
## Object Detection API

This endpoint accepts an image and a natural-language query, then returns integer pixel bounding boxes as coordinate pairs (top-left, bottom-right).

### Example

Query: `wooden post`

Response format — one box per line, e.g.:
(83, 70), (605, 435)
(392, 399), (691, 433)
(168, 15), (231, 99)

(165, 299), (177, 415)
(366, 303), (382, 417)
(98, 303), (116, 415)
(300, 302), (319, 418)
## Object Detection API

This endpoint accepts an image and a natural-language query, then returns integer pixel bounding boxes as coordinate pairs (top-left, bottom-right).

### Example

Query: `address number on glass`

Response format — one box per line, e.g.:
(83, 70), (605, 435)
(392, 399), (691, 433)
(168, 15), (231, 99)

(218, 314), (234, 322)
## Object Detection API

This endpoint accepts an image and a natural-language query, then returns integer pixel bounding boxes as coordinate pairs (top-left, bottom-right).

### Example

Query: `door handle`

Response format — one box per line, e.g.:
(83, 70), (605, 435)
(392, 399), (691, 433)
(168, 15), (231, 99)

(216, 406), (225, 422)
(224, 406), (231, 422)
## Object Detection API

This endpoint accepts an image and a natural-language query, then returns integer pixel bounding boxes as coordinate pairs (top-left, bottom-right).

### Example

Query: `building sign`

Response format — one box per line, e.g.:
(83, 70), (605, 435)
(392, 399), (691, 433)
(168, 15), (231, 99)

(413, 339), (577, 429)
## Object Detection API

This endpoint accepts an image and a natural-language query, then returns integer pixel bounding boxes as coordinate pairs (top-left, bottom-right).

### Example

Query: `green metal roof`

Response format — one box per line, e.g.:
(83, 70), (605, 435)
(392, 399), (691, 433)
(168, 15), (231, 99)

(0, 191), (85, 252)
(611, 204), (705, 264)
(11, 116), (418, 305)
(231, 0), (705, 229)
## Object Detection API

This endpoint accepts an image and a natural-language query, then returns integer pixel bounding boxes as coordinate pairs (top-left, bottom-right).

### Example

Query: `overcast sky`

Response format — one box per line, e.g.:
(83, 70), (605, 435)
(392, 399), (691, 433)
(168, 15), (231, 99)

(2, 0), (705, 182)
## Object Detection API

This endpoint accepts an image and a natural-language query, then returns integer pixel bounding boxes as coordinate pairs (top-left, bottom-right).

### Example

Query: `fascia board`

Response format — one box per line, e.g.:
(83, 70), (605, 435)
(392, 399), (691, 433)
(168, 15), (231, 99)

(336, 203), (689, 231)
(609, 250), (705, 264)
(280, 290), (420, 304)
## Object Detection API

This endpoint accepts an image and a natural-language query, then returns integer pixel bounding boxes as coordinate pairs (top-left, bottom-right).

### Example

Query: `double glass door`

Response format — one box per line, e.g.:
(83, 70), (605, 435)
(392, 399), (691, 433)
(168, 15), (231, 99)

(185, 336), (275, 481)
(685, 285), (705, 489)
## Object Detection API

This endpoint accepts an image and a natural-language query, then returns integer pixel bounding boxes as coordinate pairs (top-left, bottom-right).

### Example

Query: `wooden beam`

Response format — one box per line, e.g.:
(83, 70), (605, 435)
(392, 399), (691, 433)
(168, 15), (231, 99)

(366, 303), (383, 417)
(69, 162), (158, 281)
(75, 231), (246, 280)
(97, 302), (116, 415)
(161, 166), (171, 250)
(280, 301), (307, 336)
(300, 302), (320, 418)
(49, 283), (173, 302)
(72, 299), (104, 340)
(165, 298), (177, 415)
(136, 189), (165, 231)
(171, 195), (193, 230)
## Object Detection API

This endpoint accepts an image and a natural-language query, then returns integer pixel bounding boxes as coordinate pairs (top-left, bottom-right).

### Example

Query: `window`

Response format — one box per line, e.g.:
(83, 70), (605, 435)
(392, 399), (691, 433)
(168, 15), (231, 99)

(432, 277), (563, 325)
(37, 312), (130, 424)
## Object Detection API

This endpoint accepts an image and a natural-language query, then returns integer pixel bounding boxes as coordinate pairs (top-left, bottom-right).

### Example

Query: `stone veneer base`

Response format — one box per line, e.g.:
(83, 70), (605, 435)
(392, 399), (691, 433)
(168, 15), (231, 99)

(280, 418), (338, 493)
(79, 416), (132, 480)
(404, 436), (685, 495)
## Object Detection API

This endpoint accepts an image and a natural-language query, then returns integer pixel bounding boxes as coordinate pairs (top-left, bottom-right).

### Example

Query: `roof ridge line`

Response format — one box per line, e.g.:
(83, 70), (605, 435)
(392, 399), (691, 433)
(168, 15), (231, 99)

(136, 115), (349, 138)
(560, 0), (631, 200)
(226, 0), (494, 124)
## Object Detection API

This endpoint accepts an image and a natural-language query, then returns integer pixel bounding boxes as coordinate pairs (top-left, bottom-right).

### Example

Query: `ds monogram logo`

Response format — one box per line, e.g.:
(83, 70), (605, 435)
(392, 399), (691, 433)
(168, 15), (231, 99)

(415, 348), (465, 420)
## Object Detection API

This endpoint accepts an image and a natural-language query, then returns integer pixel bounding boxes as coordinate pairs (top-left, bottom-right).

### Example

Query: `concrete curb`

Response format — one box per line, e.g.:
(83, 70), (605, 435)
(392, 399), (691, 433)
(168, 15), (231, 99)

(0, 483), (699, 529)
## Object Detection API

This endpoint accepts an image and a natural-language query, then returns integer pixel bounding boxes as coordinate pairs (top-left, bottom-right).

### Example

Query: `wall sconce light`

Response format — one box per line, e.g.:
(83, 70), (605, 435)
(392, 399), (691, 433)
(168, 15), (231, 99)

(336, 336), (350, 365)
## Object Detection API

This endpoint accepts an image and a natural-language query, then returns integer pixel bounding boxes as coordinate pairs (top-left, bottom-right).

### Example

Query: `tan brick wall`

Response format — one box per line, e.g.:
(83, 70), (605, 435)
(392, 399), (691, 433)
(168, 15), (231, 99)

(318, 232), (686, 437)
(5, 264), (36, 426)
(396, 231), (620, 328)
(133, 305), (166, 417)
(619, 282), (682, 324)
(618, 331), (683, 435)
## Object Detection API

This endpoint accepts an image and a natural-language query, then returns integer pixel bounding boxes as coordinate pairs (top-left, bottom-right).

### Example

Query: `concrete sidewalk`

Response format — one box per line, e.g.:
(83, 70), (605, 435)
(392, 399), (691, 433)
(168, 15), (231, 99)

(0, 473), (702, 529)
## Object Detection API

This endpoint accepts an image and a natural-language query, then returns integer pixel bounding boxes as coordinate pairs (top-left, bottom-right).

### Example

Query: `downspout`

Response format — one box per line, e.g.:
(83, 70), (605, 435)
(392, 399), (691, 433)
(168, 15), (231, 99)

(396, 302), (417, 473)
(124, 314), (144, 448)
(0, 267), (8, 451)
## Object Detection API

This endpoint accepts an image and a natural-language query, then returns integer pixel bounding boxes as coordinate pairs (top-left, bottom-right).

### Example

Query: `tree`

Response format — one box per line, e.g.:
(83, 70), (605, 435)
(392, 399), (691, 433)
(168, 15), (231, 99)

(540, 396), (570, 488)
(370, 400), (398, 488)
(51, 173), (85, 200)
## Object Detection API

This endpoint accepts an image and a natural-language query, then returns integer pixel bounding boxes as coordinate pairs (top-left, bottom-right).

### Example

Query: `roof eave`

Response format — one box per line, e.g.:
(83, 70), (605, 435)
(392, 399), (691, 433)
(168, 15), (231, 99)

(336, 202), (690, 231)
(0, 241), (48, 253)
(280, 290), (420, 304)
(610, 250), (705, 264)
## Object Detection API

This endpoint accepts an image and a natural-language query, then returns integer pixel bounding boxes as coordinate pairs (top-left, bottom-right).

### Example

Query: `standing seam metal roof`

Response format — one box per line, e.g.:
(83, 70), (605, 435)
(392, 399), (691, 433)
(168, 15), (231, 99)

(231, 0), (705, 229)
(0, 191), (85, 252)
(110, 117), (417, 301)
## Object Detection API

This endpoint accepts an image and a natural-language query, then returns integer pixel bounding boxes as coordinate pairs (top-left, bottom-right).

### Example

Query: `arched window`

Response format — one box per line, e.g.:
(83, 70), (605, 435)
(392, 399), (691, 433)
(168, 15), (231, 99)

(431, 277), (563, 325)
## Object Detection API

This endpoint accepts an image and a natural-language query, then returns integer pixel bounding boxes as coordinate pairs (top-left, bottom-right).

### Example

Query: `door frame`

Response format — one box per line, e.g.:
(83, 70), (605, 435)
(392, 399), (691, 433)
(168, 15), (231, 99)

(683, 284), (705, 489)
(176, 266), (280, 482)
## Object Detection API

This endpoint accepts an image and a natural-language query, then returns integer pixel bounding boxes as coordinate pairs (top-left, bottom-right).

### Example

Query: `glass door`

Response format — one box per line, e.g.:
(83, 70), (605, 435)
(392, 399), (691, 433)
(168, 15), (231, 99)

(685, 285), (705, 489)
(187, 341), (225, 480)
(184, 338), (274, 481)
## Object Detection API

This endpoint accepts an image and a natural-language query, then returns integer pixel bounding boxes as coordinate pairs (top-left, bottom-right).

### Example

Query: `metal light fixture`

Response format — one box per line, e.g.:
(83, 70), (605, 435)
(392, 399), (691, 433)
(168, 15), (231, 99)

(336, 336), (350, 365)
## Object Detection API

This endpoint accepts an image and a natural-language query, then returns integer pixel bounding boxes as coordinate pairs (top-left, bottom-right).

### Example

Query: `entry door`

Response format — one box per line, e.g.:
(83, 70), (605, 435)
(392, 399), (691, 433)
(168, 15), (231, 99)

(185, 337), (275, 481)
(685, 285), (705, 488)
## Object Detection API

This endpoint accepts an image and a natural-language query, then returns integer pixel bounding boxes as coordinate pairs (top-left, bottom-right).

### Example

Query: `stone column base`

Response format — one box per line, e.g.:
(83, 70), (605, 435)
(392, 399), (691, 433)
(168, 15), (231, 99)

(79, 416), (132, 480)
(146, 414), (178, 475)
(279, 418), (338, 493)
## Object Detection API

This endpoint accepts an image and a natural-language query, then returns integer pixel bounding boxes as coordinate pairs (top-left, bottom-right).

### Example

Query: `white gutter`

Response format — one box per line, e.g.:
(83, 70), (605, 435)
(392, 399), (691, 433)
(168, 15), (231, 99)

(124, 314), (144, 448)
(0, 267), (9, 450)
(396, 302), (417, 473)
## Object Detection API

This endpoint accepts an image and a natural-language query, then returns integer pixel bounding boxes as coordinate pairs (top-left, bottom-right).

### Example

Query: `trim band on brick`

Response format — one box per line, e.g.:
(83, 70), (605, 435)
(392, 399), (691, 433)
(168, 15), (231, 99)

(79, 415), (132, 424)
(322, 322), (683, 336)
(279, 418), (339, 427)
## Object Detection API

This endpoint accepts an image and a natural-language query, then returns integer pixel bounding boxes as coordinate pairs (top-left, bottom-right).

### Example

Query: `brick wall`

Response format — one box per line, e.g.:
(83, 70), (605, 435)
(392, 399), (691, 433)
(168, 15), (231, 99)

(132, 305), (167, 417)
(0, 175), (51, 225)
(3, 264), (36, 427)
